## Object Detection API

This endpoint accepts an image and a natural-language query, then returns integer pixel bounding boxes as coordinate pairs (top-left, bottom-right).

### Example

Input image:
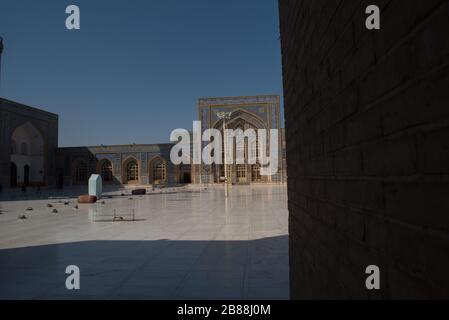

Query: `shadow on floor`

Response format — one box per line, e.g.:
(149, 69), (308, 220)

(0, 236), (289, 300)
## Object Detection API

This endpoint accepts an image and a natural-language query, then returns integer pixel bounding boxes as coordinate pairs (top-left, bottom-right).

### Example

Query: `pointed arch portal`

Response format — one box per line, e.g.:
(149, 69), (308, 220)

(10, 122), (45, 187)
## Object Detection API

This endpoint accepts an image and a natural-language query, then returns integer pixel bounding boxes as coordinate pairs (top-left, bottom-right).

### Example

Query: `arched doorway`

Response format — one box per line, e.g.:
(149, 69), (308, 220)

(251, 163), (262, 182)
(98, 159), (114, 182)
(10, 162), (17, 188)
(73, 160), (89, 185)
(122, 158), (140, 185)
(24, 165), (30, 186)
(149, 157), (167, 185)
(57, 173), (64, 189)
(10, 122), (45, 187)
(236, 164), (247, 184)
(212, 110), (267, 185)
(183, 172), (191, 184)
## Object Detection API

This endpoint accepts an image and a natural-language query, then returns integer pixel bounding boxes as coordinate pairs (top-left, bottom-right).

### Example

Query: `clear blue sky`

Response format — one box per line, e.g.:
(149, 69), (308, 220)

(0, 0), (283, 147)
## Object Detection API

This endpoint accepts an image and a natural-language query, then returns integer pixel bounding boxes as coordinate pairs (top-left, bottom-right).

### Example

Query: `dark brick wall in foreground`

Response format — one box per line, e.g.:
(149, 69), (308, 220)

(279, 0), (449, 299)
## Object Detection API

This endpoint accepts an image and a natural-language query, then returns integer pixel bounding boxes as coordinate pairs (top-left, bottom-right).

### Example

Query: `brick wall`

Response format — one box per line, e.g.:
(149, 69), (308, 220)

(279, 0), (449, 299)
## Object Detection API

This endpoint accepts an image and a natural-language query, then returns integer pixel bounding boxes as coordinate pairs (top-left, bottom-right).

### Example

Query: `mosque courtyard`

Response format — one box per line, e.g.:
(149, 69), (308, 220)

(0, 185), (289, 300)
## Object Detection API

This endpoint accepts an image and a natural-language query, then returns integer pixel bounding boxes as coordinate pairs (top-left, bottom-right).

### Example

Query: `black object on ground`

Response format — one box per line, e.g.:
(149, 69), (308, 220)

(132, 189), (146, 196)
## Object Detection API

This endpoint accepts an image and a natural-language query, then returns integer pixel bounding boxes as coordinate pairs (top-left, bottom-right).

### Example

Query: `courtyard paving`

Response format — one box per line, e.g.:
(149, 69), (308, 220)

(0, 185), (289, 300)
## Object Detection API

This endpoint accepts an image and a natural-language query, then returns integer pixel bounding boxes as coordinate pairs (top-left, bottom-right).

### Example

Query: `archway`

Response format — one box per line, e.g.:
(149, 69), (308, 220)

(24, 165), (30, 186)
(183, 172), (191, 184)
(212, 110), (267, 185)
(251, 163), (261, 182)
(236, 164), (247, 184)
(122, 157), (140, 185)
(10, 162), (17, 188)
(10, 122), (44, 187)
(98, 159), (114, 182)
(149, 157), (167, 185)
(72, 160), (89, 185)
(57, 173), (64, 189)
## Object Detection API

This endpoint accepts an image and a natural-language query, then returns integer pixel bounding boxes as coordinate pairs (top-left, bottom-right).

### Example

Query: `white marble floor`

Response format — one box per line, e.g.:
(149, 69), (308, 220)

(0, 185), (289, 300)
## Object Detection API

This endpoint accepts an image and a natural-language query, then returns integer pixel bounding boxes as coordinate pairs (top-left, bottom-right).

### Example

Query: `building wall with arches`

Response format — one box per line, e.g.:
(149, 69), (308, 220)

(1, 95), (284, 189)
(0, 99), (180, 189)
(56, 144), (178, 187)
(195, 95), (287, 185)
(0, 98), (58, 189)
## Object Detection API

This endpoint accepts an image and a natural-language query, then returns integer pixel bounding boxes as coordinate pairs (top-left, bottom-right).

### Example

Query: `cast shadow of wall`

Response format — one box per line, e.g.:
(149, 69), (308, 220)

(0, 236), (289, 300)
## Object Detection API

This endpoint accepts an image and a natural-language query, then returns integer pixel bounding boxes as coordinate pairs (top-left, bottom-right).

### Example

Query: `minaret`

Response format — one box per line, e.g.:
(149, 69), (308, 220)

(0, 37), (3, 89)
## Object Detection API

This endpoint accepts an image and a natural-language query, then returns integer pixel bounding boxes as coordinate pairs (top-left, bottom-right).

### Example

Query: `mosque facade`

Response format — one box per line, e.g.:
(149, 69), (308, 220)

(1, 95), (286, 190)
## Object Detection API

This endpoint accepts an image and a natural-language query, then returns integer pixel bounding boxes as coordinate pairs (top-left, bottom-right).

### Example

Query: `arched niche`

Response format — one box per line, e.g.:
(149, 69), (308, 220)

(97, 159), (114, 183)
(10, 122), (45, 187)
(148, 156), (167, 185)
(122, 157), (140, 185)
